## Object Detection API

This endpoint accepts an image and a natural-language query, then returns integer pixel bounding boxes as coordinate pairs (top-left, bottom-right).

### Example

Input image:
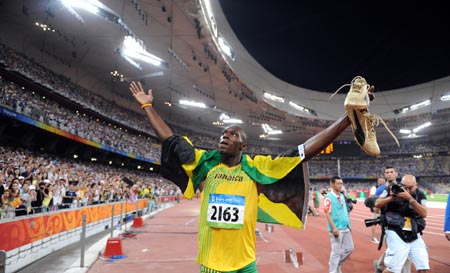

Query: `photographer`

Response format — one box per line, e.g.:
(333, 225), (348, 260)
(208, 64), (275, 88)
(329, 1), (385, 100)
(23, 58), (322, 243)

(373, 166), (411, 273)
(375, 174), (429, 273)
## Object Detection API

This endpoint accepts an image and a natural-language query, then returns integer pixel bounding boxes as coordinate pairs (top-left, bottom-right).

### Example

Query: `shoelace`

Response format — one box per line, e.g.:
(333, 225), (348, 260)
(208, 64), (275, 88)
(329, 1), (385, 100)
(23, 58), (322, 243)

(329, 76), (369, 99)
(365, 112), (400, 146)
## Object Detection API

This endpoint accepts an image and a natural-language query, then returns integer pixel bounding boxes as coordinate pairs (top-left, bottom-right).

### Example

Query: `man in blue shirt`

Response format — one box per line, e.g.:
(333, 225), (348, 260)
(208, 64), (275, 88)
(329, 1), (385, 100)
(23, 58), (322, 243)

(375, 167), (398, 196)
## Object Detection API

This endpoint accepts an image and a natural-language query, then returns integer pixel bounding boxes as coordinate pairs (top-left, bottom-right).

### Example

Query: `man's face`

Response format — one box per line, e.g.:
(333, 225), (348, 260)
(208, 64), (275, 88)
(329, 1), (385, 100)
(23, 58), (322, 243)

(400, 176), (417, 195)
(331, 179), (344, 193)
(377, 178), (385, 186)
(218, 126), (247, 156)
(384, 168), (397, 183)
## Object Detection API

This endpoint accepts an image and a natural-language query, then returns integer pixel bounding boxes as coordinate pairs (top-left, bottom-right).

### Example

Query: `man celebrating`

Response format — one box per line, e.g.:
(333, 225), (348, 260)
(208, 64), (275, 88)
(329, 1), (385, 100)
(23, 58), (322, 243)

(129, 76), (379, 273)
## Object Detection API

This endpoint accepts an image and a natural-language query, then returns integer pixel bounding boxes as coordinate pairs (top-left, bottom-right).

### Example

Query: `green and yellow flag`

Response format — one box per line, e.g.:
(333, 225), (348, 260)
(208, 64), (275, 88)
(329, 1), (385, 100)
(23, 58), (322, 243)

(160, 136), (310, 229)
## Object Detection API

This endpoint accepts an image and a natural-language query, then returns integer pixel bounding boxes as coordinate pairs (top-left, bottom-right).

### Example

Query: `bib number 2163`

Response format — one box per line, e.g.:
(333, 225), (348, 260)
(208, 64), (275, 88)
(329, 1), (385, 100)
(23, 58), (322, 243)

(207, 194), (245, 229)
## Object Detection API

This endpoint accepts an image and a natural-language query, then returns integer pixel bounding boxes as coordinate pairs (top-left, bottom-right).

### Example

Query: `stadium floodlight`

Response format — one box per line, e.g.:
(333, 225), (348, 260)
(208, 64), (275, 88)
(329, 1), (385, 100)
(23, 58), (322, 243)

(393, 99), (431, 114)
(410, 99), (431, 110)
(441, 94), (450, 101)
(121, 36), (165, 67)
(263, 92), (285, 103)
(267, 130), (282, 135)
(399, 129), (412, 134)
(222, 118), (243, 124)
(179, 100), (207, 108)
(412, 122), (432, 133)
(61, 0), (101, 15)
(261, 123), (282, 135)
(122, 48), (161, 67)
(119, 52), (141, 70)
(217, 36), (235, 60)
(219, 113), (231, 120)
(289, 101), (305, 111)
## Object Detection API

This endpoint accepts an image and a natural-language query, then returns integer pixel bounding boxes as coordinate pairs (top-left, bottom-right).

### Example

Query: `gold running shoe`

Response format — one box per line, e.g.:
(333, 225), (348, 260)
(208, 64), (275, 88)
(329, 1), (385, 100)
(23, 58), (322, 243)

(330, 76), (371, 110)
(348, 109), (399, 156)
(330, 76), (399, 156)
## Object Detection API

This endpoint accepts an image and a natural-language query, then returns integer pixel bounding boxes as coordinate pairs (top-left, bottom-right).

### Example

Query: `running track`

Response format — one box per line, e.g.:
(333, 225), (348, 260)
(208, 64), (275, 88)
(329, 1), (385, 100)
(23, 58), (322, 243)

(88, 198), (450, 273)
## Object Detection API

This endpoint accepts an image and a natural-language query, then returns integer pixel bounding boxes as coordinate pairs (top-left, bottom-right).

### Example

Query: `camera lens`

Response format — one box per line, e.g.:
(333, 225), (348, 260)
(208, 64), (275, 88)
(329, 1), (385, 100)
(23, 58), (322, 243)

(364, 217), (382, 227)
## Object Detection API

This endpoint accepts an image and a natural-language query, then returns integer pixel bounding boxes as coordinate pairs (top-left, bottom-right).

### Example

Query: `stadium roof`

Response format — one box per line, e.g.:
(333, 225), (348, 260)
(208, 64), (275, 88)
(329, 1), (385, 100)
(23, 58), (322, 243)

(0, 0), (449, 147)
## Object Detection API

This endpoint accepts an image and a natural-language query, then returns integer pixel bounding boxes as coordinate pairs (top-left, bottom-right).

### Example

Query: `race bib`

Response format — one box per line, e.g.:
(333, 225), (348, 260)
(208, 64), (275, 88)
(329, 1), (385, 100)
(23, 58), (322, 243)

(207, 194), (245, 229)
(403, 217), (412, 231)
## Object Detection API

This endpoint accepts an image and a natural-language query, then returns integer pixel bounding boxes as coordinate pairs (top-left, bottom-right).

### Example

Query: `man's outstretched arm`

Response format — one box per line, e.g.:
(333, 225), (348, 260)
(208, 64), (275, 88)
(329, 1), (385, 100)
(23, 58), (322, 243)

(129, 81), (173, 142)
(302, 114), (350, 161)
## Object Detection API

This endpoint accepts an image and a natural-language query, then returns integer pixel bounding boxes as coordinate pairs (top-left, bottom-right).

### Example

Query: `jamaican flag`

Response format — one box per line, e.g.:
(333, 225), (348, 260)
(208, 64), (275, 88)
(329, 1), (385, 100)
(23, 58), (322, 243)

(160, 135), (310, 229)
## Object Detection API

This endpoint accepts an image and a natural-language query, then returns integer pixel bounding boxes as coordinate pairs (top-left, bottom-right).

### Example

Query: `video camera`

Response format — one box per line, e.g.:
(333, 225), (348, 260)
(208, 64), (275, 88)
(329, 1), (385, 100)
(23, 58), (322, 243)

(364, 216), (383, 227)
(390, 183), (405, 194)
(345, 196), (356, 213)
(364, 196), (378, 210)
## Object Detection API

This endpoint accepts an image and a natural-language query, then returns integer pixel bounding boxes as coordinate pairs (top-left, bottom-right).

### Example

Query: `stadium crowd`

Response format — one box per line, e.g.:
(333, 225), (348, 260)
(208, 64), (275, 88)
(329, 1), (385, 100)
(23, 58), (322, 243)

(0, 144), (180, 219)
(1, 42), (449, 220)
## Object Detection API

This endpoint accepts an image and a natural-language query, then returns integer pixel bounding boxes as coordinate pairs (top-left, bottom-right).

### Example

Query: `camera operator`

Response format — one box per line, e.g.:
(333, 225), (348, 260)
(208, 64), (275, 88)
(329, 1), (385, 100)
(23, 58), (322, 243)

(373, 166), (411, 273)
(374, 174), (429, 273)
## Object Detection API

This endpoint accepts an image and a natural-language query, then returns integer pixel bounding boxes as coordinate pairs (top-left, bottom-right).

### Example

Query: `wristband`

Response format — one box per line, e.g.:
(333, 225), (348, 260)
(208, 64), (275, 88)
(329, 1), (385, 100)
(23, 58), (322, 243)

(141, 103), (152, 109)
(409, 198), (416, 204)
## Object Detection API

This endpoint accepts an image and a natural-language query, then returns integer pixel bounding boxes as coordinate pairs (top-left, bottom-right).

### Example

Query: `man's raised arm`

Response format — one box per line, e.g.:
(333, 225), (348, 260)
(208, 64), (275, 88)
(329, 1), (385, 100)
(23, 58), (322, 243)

(129, 81), (173, 142)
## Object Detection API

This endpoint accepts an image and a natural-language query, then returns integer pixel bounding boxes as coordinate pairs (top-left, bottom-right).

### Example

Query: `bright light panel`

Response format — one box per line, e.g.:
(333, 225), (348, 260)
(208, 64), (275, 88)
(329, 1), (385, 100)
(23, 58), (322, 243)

(268, 130), (282, 135)
(261, 123), (282, 135)
(122, 36), (163, 67)
(61, 0), (100, 14)
(412, 122), (432, 133)
(441, 94), (450, 101)
(399, 129), (411, 134)
(263, 92), (285, 103)
(217, 36), (234, 59)
(223, 119), (243, 124)
(219, 113), (230, 120)
(121, 54), (142, 70)
(410, 99), (430, 110)
(289, 101), (304, 111)
(179, 100), (207, 108)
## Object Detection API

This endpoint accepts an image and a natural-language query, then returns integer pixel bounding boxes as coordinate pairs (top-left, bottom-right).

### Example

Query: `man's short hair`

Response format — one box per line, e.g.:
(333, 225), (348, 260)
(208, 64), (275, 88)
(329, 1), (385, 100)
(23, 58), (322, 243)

(330, 176), (342, 183)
